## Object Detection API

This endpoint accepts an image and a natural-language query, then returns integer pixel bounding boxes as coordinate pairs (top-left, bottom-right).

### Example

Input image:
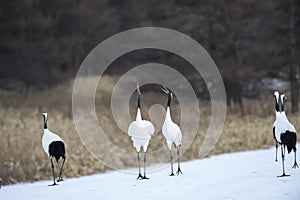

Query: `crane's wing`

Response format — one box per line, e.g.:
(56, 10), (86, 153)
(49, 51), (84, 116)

(162, 122), (182, 143)
(128, 120), (155, 138)
(175, 124), (182, 144)
(285, 121), (296, 133)
(142, 120), (155, 135)
(128, 121), (136, 137)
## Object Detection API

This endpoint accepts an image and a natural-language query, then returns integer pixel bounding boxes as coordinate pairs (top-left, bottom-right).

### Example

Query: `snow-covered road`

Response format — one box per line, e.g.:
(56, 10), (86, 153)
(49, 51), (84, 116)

(1, 147), (299, 200)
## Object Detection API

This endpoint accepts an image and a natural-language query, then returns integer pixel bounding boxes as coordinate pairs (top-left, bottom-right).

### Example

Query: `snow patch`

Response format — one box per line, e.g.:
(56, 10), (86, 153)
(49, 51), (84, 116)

(1, 147), (299, 200)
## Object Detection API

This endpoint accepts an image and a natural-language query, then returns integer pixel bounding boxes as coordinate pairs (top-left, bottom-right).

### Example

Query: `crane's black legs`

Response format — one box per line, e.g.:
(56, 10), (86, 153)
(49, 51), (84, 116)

(137, 152), (143, 180)
(136, 151), (150, 180)
(170, 150), (175, 176)
(169, 146), (182, 176)
(292, 150), (299, 169)
(49, 158), (57, 186)
(278, 145), (290, 177)
(275, 143), (278, 162)
(57, 156), (66, 182)
(142, 152), (149, 179)
(176, 146), (183, 175)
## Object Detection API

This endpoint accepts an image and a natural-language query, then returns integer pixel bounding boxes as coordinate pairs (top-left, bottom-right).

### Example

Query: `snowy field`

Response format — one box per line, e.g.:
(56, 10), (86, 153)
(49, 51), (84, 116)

(1, 146), (299, 200)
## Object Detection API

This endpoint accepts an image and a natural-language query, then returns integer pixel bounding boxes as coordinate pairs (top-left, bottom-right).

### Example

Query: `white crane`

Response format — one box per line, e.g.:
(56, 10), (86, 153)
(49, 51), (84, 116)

(128, 84), (155, 180)
(162, 86), (183, 176)
(42, 112), (66, 186)
(273, 91), (281, 162)
(279, 94), (298, 170)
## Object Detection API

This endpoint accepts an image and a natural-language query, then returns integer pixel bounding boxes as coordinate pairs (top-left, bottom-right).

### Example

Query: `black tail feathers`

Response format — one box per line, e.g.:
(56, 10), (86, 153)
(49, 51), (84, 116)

(280, 131), (297, 154)
(49, 141), (65, 163)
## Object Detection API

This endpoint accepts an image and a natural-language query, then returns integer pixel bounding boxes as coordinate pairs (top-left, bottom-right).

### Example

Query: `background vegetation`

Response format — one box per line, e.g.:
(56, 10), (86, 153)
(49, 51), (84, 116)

(0, 0), (300, 185)
(0, 76), (299, 185)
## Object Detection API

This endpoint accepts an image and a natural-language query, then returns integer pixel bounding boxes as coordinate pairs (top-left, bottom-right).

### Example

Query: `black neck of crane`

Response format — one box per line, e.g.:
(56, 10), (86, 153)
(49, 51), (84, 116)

(43, 115), (47, 129)
(137, 94), (141, 109)
(281, 100), (285, 112)
(275, 98), (280, 112)
(167, 93), (172, 108)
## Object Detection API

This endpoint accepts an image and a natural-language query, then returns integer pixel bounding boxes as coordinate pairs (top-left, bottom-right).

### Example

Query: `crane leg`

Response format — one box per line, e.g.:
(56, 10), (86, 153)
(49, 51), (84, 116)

(57, 156), (66, 182)
(49, 158), (58, 186)
(275, 143), (278, 162)
(278, 145), (290, 177)
(137, 152), (143, 180)
(142, 152), (149, 179)
(176, 146), (183, 175)
(292, 150), (299, 169)
(170, 150), (175, 176)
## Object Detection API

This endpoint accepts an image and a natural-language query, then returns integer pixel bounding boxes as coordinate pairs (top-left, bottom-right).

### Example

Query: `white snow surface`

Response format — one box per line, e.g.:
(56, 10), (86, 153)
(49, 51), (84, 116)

(1, 147), (299, 200)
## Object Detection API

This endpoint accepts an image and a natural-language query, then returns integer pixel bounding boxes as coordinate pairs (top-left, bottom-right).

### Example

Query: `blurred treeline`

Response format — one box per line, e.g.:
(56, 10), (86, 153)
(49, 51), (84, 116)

(0, 0), (299, 88)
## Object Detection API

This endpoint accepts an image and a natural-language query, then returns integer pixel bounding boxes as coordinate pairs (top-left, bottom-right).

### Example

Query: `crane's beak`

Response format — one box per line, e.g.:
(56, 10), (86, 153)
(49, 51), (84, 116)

(136, 83), (141, 96)
(162, 86), (169, 94)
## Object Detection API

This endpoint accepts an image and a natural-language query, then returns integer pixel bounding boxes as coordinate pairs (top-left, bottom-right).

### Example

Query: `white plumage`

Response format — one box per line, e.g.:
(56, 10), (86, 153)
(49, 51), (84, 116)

(279, 94), (298, 170)
(128, 84), (155, 180)
(272, 92), (298, 177)
(279, 94), (296, 134)
(128, 108), (155, 152)
(162, 107), (182, 150)
(42, 129), (63, 158)
(42, 112), (66, 186)
(162, 86), (183, 176)
(273, 94), (296, 144)
(273, 91), (281, 161)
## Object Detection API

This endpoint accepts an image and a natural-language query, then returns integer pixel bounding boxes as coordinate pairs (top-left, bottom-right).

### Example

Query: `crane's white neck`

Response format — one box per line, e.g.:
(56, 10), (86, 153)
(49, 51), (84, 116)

(281, 110), (286, 117)
(136, 108), (142, 121)
(275, 111), (281, 119)
(165, 106), (172, 122)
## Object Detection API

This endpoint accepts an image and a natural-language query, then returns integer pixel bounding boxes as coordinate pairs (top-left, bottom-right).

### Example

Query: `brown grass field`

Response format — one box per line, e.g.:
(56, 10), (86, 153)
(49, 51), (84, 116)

(0, 76), (299, 185)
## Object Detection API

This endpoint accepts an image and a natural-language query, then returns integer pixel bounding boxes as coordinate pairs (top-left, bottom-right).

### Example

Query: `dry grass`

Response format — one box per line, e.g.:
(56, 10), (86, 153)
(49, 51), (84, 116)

(0, 108), (106, 184)
(0, 76), (299, 185)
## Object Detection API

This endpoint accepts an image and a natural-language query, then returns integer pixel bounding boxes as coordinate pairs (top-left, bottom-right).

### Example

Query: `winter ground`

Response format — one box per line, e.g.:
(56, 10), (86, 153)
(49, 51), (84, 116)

(1, 146), (299, 200)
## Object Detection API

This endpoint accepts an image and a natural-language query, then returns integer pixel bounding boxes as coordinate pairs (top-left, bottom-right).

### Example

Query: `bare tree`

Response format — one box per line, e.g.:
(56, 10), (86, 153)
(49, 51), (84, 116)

(289, 0), (298, 113)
